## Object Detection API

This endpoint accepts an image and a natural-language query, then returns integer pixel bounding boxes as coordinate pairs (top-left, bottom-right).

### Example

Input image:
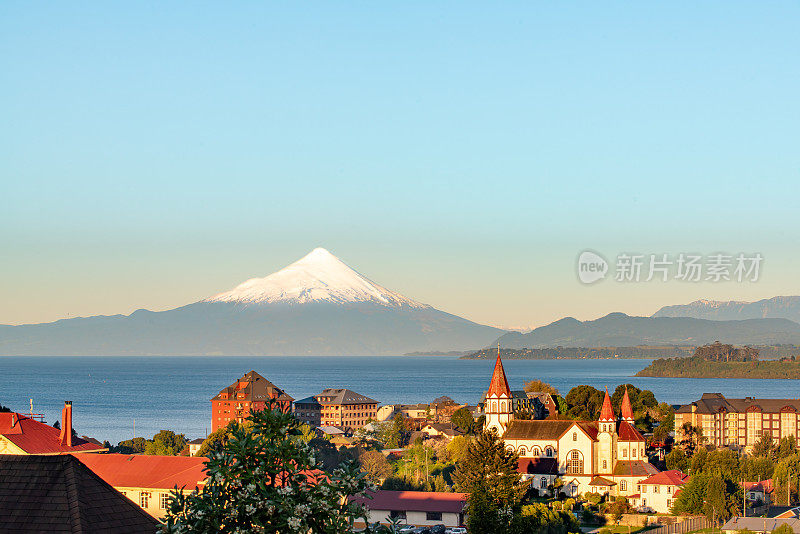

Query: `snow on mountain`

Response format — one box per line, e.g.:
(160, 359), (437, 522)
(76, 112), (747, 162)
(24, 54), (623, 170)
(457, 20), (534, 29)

(206, 248), (429, 308)
(652, 296), (800, 323)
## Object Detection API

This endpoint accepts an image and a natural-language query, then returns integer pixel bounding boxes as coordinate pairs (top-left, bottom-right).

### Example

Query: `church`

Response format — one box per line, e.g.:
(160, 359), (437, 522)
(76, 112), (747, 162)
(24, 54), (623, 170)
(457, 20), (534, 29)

(484, 354), (659, 498)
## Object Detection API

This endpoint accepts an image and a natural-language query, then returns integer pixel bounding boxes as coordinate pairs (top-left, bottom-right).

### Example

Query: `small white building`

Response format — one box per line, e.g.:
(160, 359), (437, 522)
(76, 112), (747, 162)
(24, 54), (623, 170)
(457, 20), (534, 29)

(351, 490), (467, 528)
(629, 470), (689, 513)
(188, 438), (205, 456)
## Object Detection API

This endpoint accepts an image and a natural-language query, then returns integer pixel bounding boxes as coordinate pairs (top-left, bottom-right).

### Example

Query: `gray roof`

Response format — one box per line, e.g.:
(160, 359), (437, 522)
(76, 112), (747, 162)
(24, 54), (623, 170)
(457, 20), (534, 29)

(676, 393), (800, 414)
(722, 516), (800, 533)
(317, 388), (377, 406)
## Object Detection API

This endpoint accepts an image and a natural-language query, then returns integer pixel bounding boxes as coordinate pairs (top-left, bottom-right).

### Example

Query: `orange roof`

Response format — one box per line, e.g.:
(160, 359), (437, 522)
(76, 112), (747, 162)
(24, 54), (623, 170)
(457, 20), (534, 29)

(74, 454), (209, 490)
(638, 469), (689, 486)
(599, 388), (615, 421)
(0, 413), (104, 455)
(487, 354), (511, 397)
(621, 387), (634, 420)
(617, 421), (645, 442)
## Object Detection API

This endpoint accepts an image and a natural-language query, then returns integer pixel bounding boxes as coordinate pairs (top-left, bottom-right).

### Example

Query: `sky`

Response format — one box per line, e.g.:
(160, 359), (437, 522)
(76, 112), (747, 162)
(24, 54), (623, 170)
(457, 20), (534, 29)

(1, 2), (799, 329)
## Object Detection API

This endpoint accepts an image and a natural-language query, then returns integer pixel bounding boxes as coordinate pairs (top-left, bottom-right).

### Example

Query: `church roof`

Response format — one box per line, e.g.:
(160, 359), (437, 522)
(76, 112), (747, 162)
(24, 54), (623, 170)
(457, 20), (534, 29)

(613, 460), (659, 477)
(486, 354), (511, 397)
(599, 389), (615, 421)
(617, 421), (645, 442)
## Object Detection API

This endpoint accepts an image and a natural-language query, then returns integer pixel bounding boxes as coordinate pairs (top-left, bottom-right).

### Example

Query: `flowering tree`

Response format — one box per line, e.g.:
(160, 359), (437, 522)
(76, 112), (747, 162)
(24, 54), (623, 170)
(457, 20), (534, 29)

(161, 402), (380, 533)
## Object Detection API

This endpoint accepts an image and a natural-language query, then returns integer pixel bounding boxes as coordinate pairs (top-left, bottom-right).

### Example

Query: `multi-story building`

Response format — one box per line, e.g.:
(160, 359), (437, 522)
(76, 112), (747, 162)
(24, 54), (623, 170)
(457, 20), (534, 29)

(211, 371), (294, 432)
(294, 389), (377, 430)
(629, 470), (690, 513)
(487, 354), (658, 498)
(675, 393), (800, 449)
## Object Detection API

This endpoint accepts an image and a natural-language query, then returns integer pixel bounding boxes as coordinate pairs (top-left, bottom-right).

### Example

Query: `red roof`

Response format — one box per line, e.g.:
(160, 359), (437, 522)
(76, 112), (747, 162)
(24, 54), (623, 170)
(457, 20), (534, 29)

(75, 453), (209, 490)
(745, 479), (774, 494)
(351, 490), (467, 514)
(0, 413), (105, 455)
(618, 421), (645, 442)
(599, 389), (615, 421)
(487, 354), (511, 397)
(621, 387), (634, 420)
(638, 469), (689, 486)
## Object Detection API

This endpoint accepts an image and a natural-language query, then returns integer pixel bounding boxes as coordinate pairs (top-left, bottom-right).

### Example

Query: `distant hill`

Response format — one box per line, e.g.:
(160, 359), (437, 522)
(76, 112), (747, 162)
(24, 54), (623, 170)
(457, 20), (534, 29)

(653, 296), (800, 323)
(0, 248), (503, 356)
(496, 312), (800, 348)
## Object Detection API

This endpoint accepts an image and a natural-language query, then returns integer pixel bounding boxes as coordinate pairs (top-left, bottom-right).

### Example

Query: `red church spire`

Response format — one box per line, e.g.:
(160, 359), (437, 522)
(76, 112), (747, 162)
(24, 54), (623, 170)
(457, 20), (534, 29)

(621, 386), (634, 421)
(487, 345), (511, 397)
(599, 387), (615, 421)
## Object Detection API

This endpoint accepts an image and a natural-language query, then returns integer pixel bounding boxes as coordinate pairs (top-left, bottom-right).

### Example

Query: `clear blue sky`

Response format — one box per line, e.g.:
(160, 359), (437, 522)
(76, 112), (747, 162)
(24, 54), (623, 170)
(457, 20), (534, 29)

(2, 2), (798, 328)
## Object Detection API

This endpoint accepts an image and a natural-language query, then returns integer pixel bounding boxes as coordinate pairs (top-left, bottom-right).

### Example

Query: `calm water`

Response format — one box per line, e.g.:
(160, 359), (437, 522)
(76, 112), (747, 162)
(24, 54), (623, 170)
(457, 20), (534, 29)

(1, 356), (799, 445)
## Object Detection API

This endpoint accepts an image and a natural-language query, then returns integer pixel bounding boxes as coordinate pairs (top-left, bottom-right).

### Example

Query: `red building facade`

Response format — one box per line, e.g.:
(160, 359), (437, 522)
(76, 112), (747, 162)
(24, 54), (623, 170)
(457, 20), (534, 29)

(211, 371), (294, 432)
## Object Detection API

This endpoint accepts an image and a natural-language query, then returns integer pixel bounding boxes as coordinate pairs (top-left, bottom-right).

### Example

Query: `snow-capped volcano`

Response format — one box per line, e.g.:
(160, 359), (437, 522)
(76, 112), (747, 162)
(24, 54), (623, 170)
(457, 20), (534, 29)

(206, 248), (428, 308)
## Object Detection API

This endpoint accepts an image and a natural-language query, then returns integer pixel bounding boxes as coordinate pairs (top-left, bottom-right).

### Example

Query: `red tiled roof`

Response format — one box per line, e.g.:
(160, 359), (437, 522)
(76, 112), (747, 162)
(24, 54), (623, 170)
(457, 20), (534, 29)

(74, 453), (209, 490)
(599, 389), (615, 421)
(211, 370), (294, 403)
(612, 460), (660, 477)
(487, 354), (511, 397)
(617, 421), (645, 442)
(745, 479), (774, 494)
(518, 457), (559, 475)
(621, 387), (634, 421)
(0, 412), (105, 455)
(351, 490), (467, 514)
(638, 469), (689, 486)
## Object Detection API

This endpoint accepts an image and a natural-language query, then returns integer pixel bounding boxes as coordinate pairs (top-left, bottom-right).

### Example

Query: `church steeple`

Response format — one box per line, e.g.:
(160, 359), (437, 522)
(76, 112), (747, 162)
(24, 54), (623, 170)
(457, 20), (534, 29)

(485, 344), (513, 435)
(599, 387), (615, 422)
(620, 386), (634, 422)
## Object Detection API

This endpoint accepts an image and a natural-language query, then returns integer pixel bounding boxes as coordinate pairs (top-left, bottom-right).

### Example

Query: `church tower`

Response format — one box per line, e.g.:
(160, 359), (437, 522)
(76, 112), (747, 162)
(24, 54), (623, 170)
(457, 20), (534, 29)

(485, 347), (513, 435)
(620, 387), (634, 423)
(597, 388), (617, 475)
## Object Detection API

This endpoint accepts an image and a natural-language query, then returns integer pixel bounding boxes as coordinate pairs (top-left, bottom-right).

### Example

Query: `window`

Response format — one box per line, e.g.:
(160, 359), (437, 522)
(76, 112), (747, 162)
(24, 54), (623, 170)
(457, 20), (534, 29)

(620, 480), (627, 491)
(642, 485), (647, 493)
(426, 512), (442, 521)
(140, 492), (150, 508)
(541, 477), (548, 489)
(653, 485), (660, 494)
(633, 448), (637, 458)
(160, 493), (170, 509)
(573, 432), (577, 441)
(637, 485), (641, 492)
(603, 460), (607, 470)
(546, 446), (554, 457)
(667, 486), (673, 494)
(390, 511), (406, 520)
(642, 499), (646, 507)
(623, 449), (627, 457)
(567, 450), (583, 474)
(667, 499), (673, 509)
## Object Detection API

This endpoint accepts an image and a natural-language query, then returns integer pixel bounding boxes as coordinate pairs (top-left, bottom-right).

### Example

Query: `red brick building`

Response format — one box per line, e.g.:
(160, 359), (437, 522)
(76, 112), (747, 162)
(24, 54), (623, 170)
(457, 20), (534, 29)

(211, 371), (293, 432)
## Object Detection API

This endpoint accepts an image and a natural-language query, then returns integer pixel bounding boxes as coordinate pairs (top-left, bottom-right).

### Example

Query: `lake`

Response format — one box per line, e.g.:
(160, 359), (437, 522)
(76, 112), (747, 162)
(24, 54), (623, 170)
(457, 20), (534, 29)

(1, 356), (798, 444)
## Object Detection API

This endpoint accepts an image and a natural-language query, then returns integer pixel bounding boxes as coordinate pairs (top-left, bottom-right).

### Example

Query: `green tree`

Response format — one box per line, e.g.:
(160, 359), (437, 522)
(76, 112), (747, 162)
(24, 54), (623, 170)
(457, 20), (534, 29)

(666, 448), (690, 472)
(144, 430), (187, 456)
(680, 422), (705, 454)
(752, 435), (776, 460)
(673, 471), (741, 520)
(450, 407), (475, 434)
(523, 380), (559, 396)
(114, 436), (147, 454)
(774, 524), (795, 534)
(161, 402), (374, 533)
(564, 386), (604, 420)
(359, 450), (392, 482)
(512, 502), (579, 534)
(446, 435), (471, 463)
(453, 430), (528, 533)
(773, 453), (800, 506)
(196, 421), (249, 457)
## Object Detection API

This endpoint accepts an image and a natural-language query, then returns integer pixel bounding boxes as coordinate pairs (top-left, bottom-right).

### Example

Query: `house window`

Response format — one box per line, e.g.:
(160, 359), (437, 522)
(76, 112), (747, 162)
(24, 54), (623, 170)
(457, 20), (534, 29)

(541, 477), (548, 489)
(603, 460), (607, 470)
(390, 511), (406, 520)
(667, 486), (673, 494)
(642, 485), (647, 493)
(637, 485), (641, 492)
(633, 448), (637, 458)
(426, 512), (442, 521)
(567, 450), (583, 474)
(140, 492), (150, 508)
(573, 432), (577, 441)
(620, 480), (627, 491)
(667, 499), (673, 509)
(653, 485), (660, 494)
(160, 493), (170, 509)
(623, 449), (627, 457)
(546, 446), (554, 457)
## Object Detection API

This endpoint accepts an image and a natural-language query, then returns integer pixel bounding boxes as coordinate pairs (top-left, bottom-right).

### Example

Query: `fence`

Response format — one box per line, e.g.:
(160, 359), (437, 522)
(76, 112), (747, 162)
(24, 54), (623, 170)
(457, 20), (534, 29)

(646, 516), (712, 534)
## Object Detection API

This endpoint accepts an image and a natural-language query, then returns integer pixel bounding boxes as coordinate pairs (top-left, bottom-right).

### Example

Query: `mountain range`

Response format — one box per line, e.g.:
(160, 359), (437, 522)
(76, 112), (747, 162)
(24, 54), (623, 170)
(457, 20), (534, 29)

(0, 248), (503, 356)
(3, 249), (800, 355)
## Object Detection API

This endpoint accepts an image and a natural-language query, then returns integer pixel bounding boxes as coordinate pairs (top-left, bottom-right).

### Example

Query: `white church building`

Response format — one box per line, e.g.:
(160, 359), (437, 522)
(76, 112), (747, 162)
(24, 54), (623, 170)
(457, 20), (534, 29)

(485, 354), (659, 498)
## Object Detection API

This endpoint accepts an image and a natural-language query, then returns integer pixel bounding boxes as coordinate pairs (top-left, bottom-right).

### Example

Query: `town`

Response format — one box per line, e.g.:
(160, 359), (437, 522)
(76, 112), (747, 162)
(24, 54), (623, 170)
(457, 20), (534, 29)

(2, 352), (800, 534)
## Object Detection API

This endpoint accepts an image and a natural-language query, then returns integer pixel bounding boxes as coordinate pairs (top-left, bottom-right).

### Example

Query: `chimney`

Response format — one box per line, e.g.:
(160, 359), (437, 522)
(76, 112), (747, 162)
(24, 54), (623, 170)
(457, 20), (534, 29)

(10, 413), (17, 428)
(59, 401), (73, 447)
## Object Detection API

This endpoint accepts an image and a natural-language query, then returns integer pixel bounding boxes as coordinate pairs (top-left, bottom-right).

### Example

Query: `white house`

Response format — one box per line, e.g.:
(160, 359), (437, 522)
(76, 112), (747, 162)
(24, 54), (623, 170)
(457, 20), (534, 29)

(629, 470), (689, 513)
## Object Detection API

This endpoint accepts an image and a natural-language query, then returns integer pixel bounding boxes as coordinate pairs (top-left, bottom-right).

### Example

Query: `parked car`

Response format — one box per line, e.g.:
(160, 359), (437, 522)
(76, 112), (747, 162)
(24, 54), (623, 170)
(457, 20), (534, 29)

(445, 528), (467, 534)
(398, 527), (416, 534)
(431, 525), (446, 534)
(411, 528), (432, 534)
